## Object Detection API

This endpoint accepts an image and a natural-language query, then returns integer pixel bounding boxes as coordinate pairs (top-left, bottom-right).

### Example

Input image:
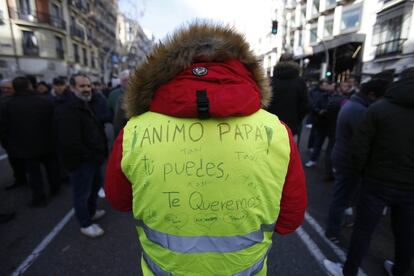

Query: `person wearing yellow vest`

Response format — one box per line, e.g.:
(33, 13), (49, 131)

(105, 23), (307, 275)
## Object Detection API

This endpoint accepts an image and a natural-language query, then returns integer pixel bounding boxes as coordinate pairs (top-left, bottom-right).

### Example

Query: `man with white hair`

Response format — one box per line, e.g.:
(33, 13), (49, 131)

(107, 70), (130, 122)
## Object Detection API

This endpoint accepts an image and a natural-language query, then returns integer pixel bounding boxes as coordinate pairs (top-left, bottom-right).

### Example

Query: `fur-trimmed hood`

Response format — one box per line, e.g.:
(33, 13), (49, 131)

(124, 22), (271, 118)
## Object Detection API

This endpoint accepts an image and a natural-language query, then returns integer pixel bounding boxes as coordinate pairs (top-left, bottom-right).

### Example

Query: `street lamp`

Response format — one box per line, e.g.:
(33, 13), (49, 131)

(297, 26), (330, 80)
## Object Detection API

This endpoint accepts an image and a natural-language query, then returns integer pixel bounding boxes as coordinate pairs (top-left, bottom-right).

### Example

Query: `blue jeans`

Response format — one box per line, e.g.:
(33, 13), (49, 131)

(325, 166), (360, 236)
(69, 163), (102, 227)
(343, 181), (414, 276)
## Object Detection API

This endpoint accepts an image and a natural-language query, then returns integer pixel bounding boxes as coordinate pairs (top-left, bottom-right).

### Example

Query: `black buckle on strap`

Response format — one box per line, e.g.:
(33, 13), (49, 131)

(196, 90), (210, 119)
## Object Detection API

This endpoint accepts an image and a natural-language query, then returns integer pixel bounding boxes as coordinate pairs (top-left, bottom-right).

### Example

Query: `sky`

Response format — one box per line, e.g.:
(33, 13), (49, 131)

(118, 0), (273, 44)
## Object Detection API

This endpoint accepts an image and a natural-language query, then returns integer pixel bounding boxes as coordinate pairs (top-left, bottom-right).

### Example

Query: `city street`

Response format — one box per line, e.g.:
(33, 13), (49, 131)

(0, 127), (395, 276)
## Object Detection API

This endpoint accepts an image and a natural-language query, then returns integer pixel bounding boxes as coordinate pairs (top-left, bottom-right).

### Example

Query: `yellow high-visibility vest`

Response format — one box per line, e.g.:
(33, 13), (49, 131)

(121, 109), (291, 275)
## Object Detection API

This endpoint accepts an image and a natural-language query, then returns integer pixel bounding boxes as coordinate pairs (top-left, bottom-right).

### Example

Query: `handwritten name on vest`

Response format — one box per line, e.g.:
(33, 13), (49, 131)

(134, 122), (266, 147)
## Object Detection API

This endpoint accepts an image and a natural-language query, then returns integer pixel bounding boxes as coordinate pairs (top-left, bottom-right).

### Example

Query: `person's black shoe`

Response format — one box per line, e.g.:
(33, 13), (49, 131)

(325, 231), (341, 245)
(0, 212), (16, 224)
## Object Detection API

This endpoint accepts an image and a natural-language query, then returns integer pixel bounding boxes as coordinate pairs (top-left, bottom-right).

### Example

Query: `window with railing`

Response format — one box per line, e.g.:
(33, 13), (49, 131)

(22, 31), (39, 56)
(91, 51), (95, 68)
(82, 48), (88, 66)
(9, 2), (66, 29)
(324, 17), (334, 37)
(374, 16), (405, 57)
(50, 4), (65, 29)
(301, 5), (306, 25)
(312, 0), (320, 16)
(55, 36), (64, 59)
(70, 24), (85, 40)
(19, 0), (31, 16)
(0, 10), (4, 25)
(310, 25), (318, 43)
(73, 43), (79, 63)
(341, 5), (362, 31)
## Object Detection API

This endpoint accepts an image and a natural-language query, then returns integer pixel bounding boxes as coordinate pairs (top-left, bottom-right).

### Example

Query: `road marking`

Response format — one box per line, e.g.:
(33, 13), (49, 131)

(296, 226), (330, 275)
(0, 154), (8, 161)
(11, 209), (74, 276)
(304, 211), (367, 276)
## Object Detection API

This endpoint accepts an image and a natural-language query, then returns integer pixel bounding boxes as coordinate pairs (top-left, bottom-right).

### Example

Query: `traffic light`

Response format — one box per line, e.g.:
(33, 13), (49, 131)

(271, 20), (278, 34)
(326, 71), (332, 77)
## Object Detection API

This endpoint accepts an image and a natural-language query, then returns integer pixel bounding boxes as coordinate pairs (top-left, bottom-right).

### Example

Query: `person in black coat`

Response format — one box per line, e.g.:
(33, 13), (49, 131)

(0, 79), (27, 190)
(324, 68), (414, 276)
(267, 55), (309, 136)
(0, 77), (60, 206)
(325, 79), (390, 243)
(55, 74), (108, 237)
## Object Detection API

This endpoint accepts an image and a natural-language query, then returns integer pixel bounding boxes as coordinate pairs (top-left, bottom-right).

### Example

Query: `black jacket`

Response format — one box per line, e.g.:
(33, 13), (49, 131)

(331, 93), (371, 170)
(267, 62), (309, 135)
(55, 94), (108, 170)
(0, 91), (55, 158)
(352, 77), (414, 190)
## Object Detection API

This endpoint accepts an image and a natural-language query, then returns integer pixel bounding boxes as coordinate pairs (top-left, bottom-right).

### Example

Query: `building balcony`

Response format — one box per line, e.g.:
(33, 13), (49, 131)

(56, 48), (65, 59)
(8, 8), (66, 30)
(375, 38), (406, 58)
(70, 25), (85, 40)
(23, 47), (39, 56)
(68, 0), (89, 13)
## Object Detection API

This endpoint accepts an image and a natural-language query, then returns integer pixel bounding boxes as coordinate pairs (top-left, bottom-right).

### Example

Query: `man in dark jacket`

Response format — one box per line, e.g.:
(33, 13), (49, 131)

(267, 55), (309, 136)
(305, 82), (335, 176)
(0, 79), (27, 190)
(325, 79), (390, 243)
(324, 69), (414, 276)
(0, 77), (59, 206)
(55, 74), (108, 237)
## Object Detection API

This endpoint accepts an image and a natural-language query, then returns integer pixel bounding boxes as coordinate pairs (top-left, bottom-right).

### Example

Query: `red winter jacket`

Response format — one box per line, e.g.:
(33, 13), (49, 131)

(105, 59), (307, 235)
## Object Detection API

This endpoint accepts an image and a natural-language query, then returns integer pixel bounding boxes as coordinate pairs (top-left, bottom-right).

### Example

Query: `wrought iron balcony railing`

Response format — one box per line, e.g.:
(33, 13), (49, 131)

(68, 0), (89, 13)
(375, 38), (406, 57)
(56, 48), (65, 59)
(70, 25), (85, 40)
(8, 8), (66, 30)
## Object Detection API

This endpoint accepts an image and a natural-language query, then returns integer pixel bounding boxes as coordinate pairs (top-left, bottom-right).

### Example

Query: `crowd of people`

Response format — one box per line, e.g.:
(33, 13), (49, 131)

(0, 70), (131, 237)
(268, 53), (413, 276)
(0, 22), (413, 276)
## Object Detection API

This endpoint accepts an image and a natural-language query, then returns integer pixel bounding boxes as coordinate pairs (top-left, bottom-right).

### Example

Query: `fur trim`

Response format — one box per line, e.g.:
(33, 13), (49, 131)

(124, 22), (271, 118)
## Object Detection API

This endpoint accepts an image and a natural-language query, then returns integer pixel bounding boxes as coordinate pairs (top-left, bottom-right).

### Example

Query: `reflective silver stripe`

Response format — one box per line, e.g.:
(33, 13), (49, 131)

(143, 251), (269, 276)
(143, 252), (172, 276)
(137, 220), (274, 253)
(232, 250), (268, 276)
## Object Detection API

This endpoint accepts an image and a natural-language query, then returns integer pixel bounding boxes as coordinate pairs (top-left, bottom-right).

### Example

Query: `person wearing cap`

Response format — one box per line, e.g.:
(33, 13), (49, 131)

(51, 77), (68, 98)
(36, 81), (51, 96)
(105, 23), (307, 275)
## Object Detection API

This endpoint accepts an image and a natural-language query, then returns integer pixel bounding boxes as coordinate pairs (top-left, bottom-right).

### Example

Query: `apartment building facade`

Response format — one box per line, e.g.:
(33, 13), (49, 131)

(255, 0), (414, 81)
(0, 0), (119, 82)
(117, 12), (153, 72)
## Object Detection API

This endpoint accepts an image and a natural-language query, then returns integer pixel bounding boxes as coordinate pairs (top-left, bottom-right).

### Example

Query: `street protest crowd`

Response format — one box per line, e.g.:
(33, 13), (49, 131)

(0, 24), (413, 276)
